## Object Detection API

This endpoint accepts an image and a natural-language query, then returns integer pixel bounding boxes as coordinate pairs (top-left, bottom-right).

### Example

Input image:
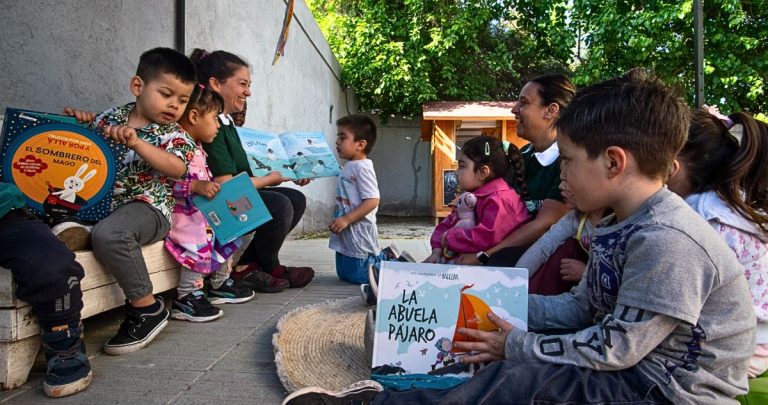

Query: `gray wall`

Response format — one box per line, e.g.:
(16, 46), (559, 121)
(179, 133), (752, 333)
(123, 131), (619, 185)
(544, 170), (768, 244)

(0, 0), (357, 233)
(369, 116), (432, 216)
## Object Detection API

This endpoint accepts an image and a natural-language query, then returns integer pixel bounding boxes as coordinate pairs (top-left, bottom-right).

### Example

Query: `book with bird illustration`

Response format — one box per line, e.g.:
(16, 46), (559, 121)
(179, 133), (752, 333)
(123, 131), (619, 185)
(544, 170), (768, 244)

(236, 127), (341, 180)
(371, 262), (528, 390)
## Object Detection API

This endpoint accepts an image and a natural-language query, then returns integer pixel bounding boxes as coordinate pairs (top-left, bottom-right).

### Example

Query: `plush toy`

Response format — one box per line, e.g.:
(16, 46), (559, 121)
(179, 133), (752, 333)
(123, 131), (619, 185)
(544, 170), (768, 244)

(442, 191), (477, 262)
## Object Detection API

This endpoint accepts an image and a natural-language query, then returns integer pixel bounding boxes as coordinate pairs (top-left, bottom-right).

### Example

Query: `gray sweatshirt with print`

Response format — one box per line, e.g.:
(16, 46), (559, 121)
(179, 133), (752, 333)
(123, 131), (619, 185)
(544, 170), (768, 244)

(505, 188), (755, 404)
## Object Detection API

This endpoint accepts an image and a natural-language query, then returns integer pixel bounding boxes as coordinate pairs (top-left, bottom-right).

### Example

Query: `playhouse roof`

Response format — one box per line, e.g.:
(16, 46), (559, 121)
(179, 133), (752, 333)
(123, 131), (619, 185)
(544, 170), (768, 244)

(422, 101), (518, 121)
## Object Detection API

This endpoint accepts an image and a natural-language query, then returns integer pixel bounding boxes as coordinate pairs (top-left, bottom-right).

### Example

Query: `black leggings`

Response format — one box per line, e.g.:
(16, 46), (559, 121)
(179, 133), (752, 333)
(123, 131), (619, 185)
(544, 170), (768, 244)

(237, 187), (306, 270)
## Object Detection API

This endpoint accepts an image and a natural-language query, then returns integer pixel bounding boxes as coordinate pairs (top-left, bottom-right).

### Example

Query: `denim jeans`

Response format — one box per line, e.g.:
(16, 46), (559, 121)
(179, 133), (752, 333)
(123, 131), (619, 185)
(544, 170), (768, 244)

(237, 187), (306, 270)
(335, 251), (387, 284)
(0, 209), (84, 329)
(372, 360), (671, 404)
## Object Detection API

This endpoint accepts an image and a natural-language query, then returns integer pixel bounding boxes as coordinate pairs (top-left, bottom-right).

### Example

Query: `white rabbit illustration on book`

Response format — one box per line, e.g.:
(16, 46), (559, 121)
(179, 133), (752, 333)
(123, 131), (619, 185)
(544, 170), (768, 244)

(51, 164), (97, 203)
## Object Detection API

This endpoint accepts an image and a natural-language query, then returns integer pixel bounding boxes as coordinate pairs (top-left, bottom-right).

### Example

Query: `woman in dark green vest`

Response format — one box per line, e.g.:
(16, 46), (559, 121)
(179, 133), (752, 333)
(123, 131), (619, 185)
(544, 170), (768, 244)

(190, 49), (315, 293)
(458, 74), (575, 266)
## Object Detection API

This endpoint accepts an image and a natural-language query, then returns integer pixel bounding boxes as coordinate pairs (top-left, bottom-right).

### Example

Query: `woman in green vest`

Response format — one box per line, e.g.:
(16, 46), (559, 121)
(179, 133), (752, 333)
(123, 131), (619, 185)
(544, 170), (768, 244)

(458, 74), (575, 266)
(190, 49), (315, 293)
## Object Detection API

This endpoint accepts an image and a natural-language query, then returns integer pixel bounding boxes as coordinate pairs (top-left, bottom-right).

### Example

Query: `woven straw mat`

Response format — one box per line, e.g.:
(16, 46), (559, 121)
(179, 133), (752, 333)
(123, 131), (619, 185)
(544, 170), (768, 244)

(272, 296), (370, 392)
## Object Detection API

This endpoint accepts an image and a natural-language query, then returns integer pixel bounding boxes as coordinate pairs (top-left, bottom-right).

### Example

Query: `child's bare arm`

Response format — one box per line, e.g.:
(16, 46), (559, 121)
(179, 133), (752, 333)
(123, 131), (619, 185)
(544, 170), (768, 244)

(103, 125), (186, 178)
(329, 198), (379, 234)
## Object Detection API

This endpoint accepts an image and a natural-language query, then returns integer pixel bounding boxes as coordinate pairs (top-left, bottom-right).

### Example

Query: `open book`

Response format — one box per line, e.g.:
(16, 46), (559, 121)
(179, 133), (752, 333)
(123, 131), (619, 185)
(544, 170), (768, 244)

(0, 107), (126, 223)
(372, 262), (528, 390)
(237, 127), (341, 180)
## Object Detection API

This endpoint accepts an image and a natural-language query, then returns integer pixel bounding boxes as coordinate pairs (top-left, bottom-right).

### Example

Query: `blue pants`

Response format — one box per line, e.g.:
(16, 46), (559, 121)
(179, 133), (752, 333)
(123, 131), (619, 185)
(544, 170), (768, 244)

(0, 209), (84, 330)
(372, 360), (671, 404)
(335, 251), (387, 284)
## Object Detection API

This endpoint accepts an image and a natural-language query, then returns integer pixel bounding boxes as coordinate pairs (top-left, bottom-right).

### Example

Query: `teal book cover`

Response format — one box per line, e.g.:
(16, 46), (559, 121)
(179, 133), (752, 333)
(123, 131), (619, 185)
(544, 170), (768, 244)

(371, 262), (528, 391)
(0, 107), (126, 224)
(192, 172), (272, 245)
(237, 127), (341, 180)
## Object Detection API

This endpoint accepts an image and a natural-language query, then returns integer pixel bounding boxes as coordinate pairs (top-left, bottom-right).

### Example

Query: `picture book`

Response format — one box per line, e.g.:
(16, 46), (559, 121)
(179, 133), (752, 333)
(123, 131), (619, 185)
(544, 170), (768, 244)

(0, 107), (126, 223)
(192, 172), (272, 245)
(236, 127), (341, 180)
(371, 262), (528, 390)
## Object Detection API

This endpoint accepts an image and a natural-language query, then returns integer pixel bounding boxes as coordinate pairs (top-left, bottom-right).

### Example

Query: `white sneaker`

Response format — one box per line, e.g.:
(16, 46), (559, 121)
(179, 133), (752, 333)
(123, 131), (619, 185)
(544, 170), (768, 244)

(282, 380), (384, 405)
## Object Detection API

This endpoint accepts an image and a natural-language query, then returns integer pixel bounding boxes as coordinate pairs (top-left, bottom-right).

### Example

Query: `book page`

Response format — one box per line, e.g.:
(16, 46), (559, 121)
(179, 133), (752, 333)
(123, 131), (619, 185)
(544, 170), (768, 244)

(236, 127), (298, 179)
(278, 131), (341, 179)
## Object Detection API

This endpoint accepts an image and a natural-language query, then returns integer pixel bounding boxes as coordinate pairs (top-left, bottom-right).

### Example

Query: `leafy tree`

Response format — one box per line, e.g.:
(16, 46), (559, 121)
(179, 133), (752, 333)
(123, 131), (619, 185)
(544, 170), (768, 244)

(310, 0), (767, 116)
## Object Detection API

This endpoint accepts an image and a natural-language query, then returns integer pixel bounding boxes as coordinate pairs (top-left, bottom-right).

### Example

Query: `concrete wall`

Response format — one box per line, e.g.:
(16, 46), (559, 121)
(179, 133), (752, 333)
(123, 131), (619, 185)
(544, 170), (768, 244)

(369, 116), (432, 216)
(0, 0), (357, 233)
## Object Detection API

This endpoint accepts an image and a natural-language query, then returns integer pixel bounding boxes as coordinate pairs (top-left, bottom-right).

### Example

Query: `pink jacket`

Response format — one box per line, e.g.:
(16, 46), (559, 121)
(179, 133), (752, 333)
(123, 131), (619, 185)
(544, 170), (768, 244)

(430, 177), (530, 253)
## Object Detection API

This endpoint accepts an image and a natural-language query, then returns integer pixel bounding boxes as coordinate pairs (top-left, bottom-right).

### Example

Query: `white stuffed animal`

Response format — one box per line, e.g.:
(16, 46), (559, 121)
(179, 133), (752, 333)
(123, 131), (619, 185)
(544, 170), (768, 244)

(442, 191), (477, 262)
(52, 164), (97, 203)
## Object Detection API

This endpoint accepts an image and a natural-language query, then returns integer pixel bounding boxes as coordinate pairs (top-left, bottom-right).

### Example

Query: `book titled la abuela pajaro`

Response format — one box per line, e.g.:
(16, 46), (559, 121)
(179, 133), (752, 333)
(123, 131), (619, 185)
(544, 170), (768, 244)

(372, 262), (528, 390)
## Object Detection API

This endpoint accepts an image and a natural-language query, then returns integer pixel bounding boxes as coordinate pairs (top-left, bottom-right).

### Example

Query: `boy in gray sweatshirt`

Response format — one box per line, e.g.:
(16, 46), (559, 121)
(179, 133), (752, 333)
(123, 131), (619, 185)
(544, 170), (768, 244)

(283, 70), (755, 405)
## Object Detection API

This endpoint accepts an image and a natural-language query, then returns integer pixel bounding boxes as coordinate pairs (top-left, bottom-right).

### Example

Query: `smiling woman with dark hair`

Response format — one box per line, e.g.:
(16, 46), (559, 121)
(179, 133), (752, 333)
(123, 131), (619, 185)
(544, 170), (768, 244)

(189, 48), (314, 294)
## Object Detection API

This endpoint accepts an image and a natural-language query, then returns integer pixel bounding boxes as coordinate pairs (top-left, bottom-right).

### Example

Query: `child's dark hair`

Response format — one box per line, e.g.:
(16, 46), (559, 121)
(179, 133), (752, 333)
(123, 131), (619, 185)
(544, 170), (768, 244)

(189, 48), (249, 85)
(461, 136), (527, 199)
(185, 84), (224, 115)
(556, 68), (689, 179)
(136, 47), (196, 85)
(336, 114), (377, 154)
(680, 109), (768, 233)
(529, 74), (576, 109)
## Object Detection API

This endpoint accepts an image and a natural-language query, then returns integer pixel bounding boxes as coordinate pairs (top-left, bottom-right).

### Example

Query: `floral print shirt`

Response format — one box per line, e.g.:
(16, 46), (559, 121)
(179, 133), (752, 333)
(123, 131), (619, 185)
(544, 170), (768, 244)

(93, 102), (196, 221)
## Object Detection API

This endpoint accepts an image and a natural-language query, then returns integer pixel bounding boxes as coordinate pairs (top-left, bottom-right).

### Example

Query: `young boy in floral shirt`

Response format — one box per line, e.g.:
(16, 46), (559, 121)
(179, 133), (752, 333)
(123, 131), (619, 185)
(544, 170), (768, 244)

(66, 47), (197, 355)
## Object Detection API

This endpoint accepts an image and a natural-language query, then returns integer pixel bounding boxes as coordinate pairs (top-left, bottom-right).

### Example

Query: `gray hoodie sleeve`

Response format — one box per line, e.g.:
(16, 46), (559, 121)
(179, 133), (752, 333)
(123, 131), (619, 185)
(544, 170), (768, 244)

(515, 210), (580, 277)
(505, 304), (679, 370)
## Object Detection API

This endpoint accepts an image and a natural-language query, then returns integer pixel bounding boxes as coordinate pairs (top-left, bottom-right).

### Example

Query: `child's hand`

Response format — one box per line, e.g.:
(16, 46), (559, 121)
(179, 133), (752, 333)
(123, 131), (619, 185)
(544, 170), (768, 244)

(453, 312), (514, 364)
(103, 125), (139, 148)
(192, 180), (221, 199)
(560, 258), (586, 282)
(329, 216), (351, 234)
(63, 107), (96, 123)
(293, 178), (312, 186)
(423, 249), (442, 263)
(267, 171), (289, 186)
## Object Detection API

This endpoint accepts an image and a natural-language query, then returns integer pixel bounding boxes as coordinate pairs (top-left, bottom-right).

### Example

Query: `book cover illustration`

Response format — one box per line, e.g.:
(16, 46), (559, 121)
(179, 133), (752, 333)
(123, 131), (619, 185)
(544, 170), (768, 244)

(0, 107), (126, 223)
(237, 127), (341, 180)
(192, 172), (272, 245)
(372, 262), (528, 390)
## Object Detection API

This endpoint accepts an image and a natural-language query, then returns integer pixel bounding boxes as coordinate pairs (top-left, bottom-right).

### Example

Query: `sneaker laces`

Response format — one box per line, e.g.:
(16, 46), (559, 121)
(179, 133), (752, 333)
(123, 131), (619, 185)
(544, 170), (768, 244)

(43, 341), (86, 374)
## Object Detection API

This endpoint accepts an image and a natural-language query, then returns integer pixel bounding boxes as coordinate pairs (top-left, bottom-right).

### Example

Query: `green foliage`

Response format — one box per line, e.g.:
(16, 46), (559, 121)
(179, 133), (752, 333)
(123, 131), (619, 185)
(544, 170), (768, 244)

(309, 0), (768, 116)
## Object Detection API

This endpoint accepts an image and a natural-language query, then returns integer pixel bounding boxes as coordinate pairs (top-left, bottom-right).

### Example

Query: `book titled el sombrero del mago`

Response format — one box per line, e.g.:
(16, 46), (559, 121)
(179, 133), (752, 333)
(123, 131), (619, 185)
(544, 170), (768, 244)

(0, 107), (126, 223)
(372, 262), (528, 390)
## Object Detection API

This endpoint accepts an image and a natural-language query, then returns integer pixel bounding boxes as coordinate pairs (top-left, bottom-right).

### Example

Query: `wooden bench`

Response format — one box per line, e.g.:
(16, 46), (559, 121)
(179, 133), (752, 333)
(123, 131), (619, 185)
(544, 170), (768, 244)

(0, 241), (179, 389)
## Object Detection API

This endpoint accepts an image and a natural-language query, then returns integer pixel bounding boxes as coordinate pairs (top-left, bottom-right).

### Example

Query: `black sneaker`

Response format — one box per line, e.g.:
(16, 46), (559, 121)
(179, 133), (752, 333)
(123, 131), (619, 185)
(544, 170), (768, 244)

(232, 270), (289, 293)
(209, 278), (256, 304)
(282, 380), (383, 405)
(42, 323), (92, 397)
(360, 284), (377, 306)
(368, 265), (380, 298)
(171, 290), (223, 322)
(103, 297), (169, 355)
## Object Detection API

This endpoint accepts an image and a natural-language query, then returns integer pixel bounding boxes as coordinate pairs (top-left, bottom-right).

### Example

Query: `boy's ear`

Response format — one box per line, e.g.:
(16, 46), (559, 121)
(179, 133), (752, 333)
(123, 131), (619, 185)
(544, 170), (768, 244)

(129, 76), (143, 97)
(668, 159), (681, 181)
(604, 146), (628, 178)
(356, 139), (367, 151)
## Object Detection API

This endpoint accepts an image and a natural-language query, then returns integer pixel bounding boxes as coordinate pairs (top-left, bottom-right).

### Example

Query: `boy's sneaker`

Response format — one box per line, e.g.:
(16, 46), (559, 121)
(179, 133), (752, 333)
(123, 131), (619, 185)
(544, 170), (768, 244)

(171, 290), (224, 322)
(103, 297), (169, 355)
(360, 284), (377, 306)
(51, 220), (92, 251)
(232, 268), (289, 293)
(282, 380), (383, 405)
(368, 265), (380, 298)
(41, 323), (92, 397)
(270, 265), (315, 288)
(208, 278), (256, 304)
(381, 242), (416, 262)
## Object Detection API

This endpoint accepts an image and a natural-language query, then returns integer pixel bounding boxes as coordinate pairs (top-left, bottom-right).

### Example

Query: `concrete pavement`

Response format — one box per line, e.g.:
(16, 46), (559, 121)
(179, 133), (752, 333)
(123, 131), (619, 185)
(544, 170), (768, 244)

(0, 238), (431, 405)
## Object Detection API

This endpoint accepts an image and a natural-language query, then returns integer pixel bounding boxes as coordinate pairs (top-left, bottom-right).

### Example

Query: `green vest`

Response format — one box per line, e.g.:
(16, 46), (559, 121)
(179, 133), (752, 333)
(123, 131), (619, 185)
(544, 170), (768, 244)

(522, 144), (564, 215)
(202, 117), (253, 177)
